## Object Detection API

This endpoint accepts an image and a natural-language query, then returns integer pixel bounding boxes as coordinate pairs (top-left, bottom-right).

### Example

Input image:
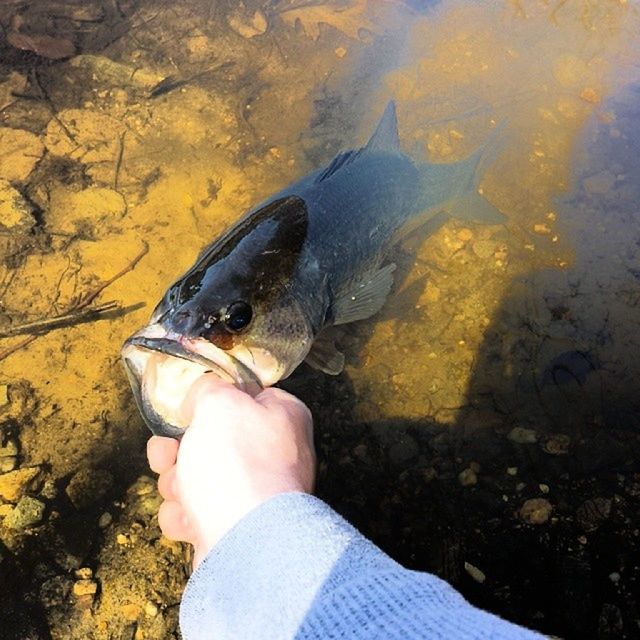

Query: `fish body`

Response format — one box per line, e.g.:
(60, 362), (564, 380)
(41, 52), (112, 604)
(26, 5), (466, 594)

(122, 102), (504, 437)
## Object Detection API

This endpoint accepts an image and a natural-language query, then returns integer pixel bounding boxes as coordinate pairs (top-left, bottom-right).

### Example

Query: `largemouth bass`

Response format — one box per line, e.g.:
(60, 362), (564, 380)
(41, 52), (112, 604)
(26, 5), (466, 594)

(122, 102), (504, 437)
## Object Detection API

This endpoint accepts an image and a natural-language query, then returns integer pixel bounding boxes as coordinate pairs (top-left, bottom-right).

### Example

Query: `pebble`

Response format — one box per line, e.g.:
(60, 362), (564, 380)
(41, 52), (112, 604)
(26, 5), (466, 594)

(0, 439), (18, 458)
(507, 427), (538, 444)
(533, 223), (552, 235)
(507, 466), (518, 476)
(0, 385), (8, 407)
(144, 601), (159, 617)
(4, 495), (46, 529)
(72, 579), (98, 598)
(75, 567), (93, 580)
(464, 561), (486, 583)
(576, 497), (612, 531)
(539, 484), (550, 494)
(0, 457), (17, 472)
(0, 466), (41, 502)
(65, 468), (113, 509)
(458, 468), (478, 487)
(519, 498), (553, 525)
(0, 129), (44, 182)
(609, 572), (620, 584)
(543, 433), (571, 455)
(98, 511), (113, 528)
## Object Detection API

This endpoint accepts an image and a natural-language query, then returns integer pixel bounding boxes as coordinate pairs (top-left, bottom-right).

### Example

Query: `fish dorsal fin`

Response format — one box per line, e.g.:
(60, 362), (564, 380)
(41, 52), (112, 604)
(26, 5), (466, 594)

(365, 101), (400, 154)
(314, 149), (361, 184)
(333, 262), (396, 325)
(305, 330), (345, 375)
(313, 101), (400, 185)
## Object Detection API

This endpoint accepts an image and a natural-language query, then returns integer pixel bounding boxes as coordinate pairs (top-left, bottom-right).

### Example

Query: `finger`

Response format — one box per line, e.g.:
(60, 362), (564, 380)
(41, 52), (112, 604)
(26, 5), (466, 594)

(186, 375), (257, 427)
(147, 436), (179, 474)
(158, 500), (196, 543)
(257, 387), (313, 433)
(157, 466), (178, 501)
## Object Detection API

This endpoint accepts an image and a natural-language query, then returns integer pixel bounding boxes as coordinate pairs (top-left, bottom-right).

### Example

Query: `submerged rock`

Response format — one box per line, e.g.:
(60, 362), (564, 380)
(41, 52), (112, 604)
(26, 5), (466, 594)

(519, 498), (553, 525)
(4, 495), (46, 529)
(0, 467), (41, 502)
(0, 181), (34, 231)
(0, 128), (44, 182)
(65, 468), (113, 510)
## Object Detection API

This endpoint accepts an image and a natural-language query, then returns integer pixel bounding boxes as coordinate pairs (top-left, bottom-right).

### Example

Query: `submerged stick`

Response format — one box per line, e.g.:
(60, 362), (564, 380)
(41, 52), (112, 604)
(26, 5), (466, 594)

(0, 301), (119, 338)
(0, 242), (149, 362)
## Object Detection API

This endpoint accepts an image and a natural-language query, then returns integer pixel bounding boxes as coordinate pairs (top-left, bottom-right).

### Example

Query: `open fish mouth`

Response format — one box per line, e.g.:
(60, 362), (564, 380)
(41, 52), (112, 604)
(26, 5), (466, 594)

(121, 325), (262, 438)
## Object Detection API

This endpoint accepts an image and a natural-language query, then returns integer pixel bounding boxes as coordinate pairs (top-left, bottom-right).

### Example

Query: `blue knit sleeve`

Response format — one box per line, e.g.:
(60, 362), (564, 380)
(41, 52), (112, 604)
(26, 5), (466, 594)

(179, 493), (544, 640)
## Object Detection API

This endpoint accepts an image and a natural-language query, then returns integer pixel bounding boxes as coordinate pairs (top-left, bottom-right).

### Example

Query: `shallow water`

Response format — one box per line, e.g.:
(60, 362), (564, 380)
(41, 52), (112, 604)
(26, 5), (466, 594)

(1, 1), (639, 638)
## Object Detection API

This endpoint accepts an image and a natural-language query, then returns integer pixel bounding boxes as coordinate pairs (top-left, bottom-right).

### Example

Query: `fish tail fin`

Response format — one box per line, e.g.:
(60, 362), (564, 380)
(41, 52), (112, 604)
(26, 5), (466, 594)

(418, 122), (507, 225)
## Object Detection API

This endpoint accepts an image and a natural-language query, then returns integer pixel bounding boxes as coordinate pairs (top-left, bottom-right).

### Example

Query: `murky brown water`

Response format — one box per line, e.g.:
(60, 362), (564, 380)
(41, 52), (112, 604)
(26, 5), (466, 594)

(1, 1), (639, 638)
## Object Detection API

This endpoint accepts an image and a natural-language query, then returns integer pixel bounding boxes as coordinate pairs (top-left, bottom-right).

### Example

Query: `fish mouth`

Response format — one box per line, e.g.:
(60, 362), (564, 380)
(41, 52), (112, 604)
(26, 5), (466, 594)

(121, 325), (262, 438)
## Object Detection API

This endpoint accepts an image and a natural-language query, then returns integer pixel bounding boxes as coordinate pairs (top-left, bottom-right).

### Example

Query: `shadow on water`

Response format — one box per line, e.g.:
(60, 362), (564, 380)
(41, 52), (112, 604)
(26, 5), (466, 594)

(282, 80), (640, 640)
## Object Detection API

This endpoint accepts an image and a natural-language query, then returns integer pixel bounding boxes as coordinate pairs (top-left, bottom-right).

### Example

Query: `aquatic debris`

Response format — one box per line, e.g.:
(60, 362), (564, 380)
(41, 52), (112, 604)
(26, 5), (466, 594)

(148, 62), (235, 99)
(0, 243), (148, 363)
(6, 31), (76, 60)
(227, 8), (268, 39)
(279, 0), (380, 41)
(0, 301), (120, 339)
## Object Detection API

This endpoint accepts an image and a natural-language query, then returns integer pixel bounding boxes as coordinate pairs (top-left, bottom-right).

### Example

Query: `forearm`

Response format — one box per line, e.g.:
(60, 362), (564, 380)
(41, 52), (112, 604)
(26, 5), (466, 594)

(179, 493), (543, 640)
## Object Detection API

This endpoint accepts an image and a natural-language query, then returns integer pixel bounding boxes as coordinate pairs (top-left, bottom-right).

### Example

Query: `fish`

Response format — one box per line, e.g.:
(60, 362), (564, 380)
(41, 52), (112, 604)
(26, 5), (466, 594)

(122, 101), (505, 437)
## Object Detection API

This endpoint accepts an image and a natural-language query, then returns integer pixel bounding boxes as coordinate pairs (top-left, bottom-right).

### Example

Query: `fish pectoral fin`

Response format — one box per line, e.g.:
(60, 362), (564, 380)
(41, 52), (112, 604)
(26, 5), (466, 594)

(333, 263), (397, 325)
(305, 331), (345, 375)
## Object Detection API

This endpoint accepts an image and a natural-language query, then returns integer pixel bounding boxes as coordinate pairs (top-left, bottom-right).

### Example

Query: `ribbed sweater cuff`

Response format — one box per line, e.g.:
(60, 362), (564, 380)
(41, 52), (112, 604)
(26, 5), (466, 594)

(180, 492), (398, 639)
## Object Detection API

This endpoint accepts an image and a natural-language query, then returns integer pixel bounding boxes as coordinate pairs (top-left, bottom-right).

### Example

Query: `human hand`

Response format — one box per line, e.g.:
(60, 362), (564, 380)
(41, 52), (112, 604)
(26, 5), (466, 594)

(146, 375), (315, 568)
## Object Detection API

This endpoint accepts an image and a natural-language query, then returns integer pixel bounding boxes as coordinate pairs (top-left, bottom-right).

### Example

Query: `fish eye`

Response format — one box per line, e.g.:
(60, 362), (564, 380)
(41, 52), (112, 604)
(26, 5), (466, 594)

(224, 301), (252, 333)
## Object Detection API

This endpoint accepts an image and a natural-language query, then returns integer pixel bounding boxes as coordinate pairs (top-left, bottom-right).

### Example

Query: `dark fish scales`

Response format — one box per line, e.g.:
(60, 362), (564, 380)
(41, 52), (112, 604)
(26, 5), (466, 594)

(122, 101), (505, 437)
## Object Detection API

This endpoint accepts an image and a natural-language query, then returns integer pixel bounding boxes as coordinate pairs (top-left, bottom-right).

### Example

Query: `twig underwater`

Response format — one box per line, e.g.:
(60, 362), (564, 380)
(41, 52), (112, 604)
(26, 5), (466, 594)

(0, 242), (149, 363)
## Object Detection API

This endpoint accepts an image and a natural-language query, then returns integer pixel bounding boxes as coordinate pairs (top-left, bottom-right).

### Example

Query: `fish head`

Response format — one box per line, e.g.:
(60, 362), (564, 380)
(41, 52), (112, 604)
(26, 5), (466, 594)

(121, 196), (316, 437)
